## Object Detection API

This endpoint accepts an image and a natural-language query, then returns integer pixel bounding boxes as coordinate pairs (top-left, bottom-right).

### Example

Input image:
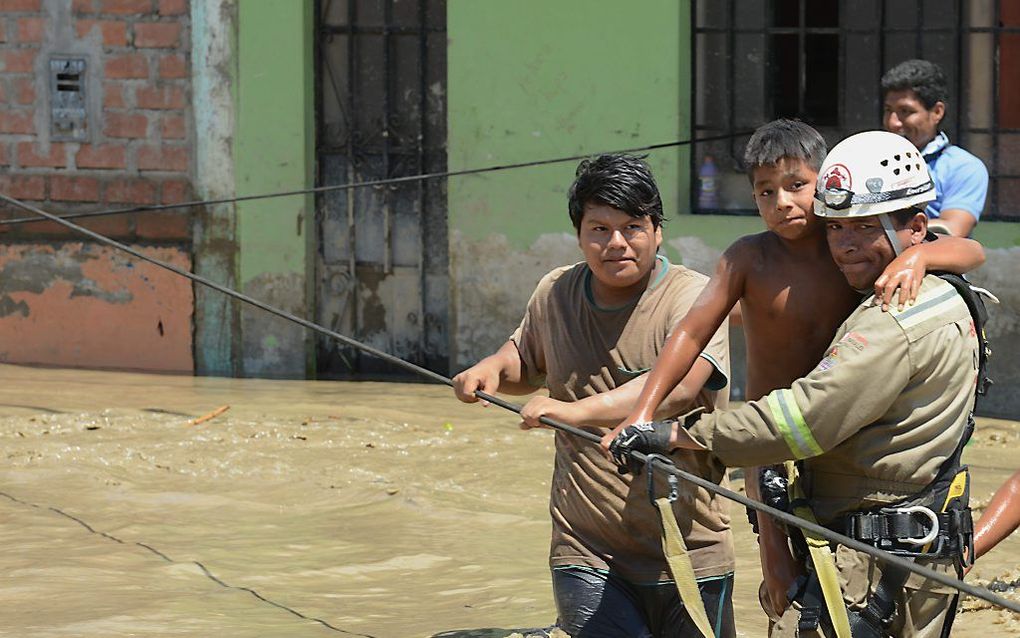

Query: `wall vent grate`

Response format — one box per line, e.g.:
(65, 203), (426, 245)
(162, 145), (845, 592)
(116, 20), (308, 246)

(50, 57), (88, 142)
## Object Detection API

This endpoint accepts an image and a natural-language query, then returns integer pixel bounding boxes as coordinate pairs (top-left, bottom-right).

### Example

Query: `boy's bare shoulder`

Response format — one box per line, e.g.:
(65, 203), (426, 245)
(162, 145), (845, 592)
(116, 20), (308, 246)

(721, 231), (775, 267)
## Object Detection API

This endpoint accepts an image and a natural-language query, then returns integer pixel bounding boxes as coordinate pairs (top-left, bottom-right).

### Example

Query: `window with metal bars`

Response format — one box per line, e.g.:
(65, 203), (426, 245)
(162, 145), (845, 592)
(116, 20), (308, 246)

(691, 0), (1018, 220)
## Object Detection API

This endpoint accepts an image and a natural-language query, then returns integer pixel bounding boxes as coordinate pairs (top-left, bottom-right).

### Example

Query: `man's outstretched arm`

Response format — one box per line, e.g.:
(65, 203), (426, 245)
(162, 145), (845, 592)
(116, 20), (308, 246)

(973, 469), (1020, 561)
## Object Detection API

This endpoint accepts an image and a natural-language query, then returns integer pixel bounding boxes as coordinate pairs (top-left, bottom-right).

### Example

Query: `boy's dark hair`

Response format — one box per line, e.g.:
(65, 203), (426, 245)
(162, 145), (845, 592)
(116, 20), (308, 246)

(742, 119), (827, 182)
(881, 59), (948, 110)
(568, 154), (664, 231)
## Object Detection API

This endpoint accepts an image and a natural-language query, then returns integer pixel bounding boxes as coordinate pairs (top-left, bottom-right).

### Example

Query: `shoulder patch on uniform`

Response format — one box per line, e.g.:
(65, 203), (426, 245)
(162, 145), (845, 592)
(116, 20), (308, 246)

(885, 278), (967, 331)
(815, 331), (869, 372)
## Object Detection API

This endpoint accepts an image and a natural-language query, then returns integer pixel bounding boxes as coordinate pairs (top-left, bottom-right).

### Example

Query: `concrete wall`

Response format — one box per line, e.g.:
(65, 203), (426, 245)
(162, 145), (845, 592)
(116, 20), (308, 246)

(0, 242), (192, 371)
(0, 0), (194, 373)
(447, 0), (690, 369)
(190, 0), (237, 377)
(966, 224), (1020, 419)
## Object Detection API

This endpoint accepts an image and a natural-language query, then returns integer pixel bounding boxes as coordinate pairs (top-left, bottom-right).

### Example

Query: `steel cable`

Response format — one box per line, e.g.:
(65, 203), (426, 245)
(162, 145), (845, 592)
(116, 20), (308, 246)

(0, 131), (751, 227)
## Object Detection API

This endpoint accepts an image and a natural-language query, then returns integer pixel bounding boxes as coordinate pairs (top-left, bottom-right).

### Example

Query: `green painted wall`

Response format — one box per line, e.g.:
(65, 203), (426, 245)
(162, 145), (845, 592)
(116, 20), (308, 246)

(972, 221), (1020, 248)
(447, 1), (698, 368)
(448, 0), (691, 250)
(235, 0), (315, 376)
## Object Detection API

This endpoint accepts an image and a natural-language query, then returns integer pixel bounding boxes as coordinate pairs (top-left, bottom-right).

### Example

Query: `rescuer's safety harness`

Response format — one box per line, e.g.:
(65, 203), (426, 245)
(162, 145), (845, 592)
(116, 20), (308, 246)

(780, 272), (993, 638)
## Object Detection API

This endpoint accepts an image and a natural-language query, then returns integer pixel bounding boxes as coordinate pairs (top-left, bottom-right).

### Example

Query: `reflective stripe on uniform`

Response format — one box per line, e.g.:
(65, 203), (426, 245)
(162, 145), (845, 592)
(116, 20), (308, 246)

(888, 283), (965, 330)
(766, 389), (823, 459)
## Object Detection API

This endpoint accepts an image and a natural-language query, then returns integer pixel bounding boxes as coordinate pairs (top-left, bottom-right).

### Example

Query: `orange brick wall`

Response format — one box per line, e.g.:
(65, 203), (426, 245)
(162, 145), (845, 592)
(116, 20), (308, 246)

(0, 0), (193, 242)
(0, 0), (195, 373)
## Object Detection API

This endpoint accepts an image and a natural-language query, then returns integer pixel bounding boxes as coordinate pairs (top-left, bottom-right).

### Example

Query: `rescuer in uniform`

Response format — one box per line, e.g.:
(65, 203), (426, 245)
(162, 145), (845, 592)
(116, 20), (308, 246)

(609, 130), (983, 638)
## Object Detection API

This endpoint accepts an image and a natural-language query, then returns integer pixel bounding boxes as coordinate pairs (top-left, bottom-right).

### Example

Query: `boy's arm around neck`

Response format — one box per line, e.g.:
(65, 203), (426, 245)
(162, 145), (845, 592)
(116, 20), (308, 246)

(915, 234), (985, 273)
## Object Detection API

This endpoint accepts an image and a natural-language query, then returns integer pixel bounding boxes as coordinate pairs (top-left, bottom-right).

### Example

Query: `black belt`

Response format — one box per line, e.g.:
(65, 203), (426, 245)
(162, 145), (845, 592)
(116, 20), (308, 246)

(837, 507), (972, 558)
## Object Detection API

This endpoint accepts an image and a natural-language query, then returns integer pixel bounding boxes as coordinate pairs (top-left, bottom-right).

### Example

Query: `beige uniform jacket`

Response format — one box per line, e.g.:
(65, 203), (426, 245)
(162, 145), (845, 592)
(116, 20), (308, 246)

(687, 275), (979, 524)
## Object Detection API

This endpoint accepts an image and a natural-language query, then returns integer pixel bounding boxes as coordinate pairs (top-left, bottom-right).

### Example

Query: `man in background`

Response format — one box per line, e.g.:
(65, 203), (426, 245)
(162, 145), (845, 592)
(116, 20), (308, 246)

(882, 59), (989, 236)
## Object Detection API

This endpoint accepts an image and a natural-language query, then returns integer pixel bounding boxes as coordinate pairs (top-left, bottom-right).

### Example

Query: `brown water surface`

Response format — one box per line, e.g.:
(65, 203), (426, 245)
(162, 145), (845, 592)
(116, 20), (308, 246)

(0, 364), (1017, 636)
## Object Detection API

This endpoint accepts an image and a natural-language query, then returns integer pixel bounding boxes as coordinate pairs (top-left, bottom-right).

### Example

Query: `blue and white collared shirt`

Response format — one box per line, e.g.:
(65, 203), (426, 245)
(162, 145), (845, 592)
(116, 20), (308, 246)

(921, 131), (989, 221)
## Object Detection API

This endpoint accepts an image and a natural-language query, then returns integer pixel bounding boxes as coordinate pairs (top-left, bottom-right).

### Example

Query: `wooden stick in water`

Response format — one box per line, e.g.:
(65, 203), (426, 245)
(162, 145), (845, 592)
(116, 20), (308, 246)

(189, 405), (230, 426)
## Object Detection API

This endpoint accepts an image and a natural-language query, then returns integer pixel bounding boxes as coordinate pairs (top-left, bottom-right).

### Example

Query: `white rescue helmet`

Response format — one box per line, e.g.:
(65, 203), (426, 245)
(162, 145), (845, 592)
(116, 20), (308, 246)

(813, 130), (935, 219)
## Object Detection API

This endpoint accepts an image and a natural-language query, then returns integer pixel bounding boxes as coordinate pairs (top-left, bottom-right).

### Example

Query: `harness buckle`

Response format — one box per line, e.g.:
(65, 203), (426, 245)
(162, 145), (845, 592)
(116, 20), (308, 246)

(888, 505), (940, 545)
(644, 453), (679, 505)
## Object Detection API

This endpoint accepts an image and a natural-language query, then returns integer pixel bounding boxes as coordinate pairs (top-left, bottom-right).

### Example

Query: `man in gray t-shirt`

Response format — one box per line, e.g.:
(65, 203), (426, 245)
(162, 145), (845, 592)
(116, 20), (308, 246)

(453, 154), (734, 638)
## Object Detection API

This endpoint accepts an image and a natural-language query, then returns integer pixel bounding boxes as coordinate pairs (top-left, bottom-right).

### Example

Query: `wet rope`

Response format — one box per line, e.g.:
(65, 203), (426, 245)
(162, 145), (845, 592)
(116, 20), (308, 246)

(0, 491), (376, 637)
(2, 191), (1019, 618)
(0, 131), (751, 227)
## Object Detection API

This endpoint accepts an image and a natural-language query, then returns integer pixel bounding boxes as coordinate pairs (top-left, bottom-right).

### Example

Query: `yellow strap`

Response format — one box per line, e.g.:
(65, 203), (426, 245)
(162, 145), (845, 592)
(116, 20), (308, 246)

(923, 468), (969, 554)
(785, 462), (852, 638)
(654, 496), (716, 638)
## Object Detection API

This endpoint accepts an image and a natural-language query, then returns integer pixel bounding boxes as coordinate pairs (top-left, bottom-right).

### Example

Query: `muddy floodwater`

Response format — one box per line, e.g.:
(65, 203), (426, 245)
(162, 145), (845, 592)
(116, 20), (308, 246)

(1, 363), (1018, 637)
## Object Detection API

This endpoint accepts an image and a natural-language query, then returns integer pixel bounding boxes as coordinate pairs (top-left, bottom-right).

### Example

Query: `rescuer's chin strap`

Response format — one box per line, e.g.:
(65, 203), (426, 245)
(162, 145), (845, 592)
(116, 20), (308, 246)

(879, 213), (903, 257)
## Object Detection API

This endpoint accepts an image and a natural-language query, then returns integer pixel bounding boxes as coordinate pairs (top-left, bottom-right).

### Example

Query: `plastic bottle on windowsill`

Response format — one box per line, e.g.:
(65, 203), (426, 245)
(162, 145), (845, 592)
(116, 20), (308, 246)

(697, 155), (719, 210)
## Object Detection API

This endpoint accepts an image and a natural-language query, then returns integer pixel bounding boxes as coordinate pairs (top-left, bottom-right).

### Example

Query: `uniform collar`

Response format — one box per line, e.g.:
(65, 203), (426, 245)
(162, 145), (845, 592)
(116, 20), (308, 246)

(921, 131), (951, 162)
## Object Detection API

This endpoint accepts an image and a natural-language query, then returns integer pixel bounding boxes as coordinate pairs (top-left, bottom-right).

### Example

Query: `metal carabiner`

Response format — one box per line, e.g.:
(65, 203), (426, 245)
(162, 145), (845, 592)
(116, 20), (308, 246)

(645, 453), (679, 505)
(891, 505), (940, 546)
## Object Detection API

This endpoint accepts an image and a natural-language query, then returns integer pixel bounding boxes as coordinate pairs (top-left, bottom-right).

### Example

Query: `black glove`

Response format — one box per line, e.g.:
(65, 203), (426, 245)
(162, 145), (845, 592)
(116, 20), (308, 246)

(608, 420), (674, 475)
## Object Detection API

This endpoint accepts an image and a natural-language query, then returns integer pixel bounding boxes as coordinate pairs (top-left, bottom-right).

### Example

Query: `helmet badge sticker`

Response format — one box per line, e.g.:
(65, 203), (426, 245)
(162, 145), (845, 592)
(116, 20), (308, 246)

(822, 163), (852, 190)
(866, 177), (884, 193)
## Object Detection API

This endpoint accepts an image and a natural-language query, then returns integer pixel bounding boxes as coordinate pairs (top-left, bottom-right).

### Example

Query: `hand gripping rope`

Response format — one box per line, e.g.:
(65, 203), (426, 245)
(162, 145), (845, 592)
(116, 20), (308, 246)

(3, 190), (1019, 622)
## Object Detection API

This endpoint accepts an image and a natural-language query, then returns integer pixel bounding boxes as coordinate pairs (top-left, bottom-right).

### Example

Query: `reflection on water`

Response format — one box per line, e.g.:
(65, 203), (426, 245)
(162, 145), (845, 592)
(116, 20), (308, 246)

(0, 363), (1017, 637)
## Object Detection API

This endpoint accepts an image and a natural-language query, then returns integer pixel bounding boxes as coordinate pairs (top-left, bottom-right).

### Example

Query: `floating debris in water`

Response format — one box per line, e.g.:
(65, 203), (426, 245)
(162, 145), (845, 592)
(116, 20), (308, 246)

(504, 628), (569, 638)
(988, 577), (1020, 593)
(961, 568), (1020, 619)
(188, 405), (230, 426)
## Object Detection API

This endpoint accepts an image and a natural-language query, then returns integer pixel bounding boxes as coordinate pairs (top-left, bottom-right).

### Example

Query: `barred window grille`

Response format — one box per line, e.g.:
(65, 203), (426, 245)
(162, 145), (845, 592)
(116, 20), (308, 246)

(691, 0), (1019, 220)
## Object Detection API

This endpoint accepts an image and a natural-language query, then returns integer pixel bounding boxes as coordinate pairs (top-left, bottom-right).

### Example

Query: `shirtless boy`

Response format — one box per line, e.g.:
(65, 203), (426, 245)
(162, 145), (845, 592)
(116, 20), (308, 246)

(601, 119), (986, 617)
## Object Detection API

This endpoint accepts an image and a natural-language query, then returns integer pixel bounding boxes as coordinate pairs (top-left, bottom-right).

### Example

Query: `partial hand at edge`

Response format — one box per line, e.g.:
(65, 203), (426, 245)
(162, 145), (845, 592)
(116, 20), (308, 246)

(518, 395), (580, 430)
